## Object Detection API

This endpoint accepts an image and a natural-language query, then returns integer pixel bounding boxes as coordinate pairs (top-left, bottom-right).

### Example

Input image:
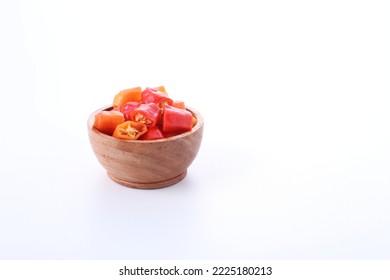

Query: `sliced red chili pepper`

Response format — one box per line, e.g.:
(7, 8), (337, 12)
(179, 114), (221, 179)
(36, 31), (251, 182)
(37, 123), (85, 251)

(141, 87), (173, 106)
(129, 103), (161, 127)
(120, 101), (140, 121)
(140, 126), (164, 140)
(162, 105), (193, 133)
(112, 121), (147, 140)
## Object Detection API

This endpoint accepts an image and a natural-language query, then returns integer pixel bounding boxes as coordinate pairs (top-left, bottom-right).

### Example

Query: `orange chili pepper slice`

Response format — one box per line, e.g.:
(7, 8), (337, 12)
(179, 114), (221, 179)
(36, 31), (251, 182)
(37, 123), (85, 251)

(172, 100), (186, 110)
(112, 121), (147, 140)
(113, 87), (142, 110)
(192, 116), (197, 127)
(93, 110), (125, 136)
(154, 85), (167, 94)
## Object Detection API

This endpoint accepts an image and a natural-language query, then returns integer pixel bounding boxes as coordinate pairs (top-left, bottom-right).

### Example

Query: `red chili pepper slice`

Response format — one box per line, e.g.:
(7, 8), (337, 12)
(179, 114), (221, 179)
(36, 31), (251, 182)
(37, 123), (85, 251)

(140, 126), (164, 140)
(120, 101), (140, 121)
(162, 105), (193, 133)
(141, 87), (173, 106)
(130, 103), (161, 127)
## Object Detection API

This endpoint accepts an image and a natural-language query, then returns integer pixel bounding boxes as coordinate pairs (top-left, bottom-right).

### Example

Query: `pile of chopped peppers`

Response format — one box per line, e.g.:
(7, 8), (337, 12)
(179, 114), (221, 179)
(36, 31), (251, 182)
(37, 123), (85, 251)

(93, 86), (197, 140)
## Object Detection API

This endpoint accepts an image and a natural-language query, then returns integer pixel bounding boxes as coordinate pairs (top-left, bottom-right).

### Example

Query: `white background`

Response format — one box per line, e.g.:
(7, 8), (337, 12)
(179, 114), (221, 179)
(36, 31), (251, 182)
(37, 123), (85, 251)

(0, 0), (389, 259)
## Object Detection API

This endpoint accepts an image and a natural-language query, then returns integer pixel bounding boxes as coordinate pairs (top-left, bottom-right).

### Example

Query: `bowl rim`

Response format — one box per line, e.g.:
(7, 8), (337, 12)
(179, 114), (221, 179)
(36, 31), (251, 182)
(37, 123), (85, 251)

(88, 105), (204, 143)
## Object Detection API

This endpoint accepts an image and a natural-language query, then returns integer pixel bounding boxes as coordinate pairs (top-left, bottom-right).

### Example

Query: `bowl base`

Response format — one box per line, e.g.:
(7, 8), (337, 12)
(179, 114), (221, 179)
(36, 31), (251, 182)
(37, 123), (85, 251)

(107, 170), (187, 189)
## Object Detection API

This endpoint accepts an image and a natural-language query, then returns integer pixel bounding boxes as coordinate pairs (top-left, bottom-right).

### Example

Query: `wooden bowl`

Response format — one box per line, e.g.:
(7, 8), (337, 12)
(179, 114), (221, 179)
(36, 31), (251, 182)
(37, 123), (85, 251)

(87, 105), (204, 189)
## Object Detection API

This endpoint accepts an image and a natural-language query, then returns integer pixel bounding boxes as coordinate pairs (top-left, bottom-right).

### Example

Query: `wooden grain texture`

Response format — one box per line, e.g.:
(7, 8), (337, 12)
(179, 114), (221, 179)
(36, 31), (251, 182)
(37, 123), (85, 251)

(88, 105), (204, 189)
